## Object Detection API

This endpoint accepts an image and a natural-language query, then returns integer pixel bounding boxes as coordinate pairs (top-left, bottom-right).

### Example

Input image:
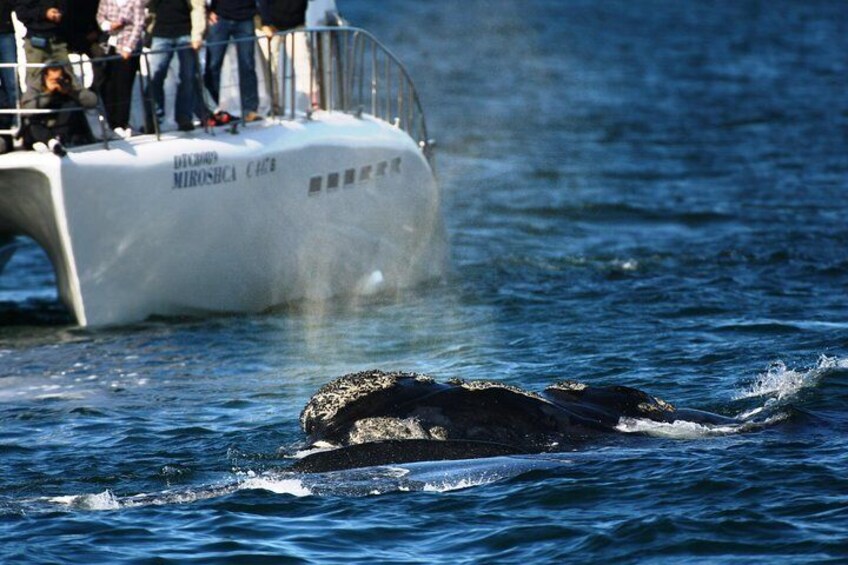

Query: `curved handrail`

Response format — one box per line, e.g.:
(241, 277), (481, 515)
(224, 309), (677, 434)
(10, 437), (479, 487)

(299, 26), (430, 153)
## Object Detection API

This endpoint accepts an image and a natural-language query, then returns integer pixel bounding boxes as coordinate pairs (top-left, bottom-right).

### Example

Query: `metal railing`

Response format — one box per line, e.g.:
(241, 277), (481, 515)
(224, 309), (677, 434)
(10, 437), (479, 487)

(290, 26), (431, 153)
(0, 26), (431, 157)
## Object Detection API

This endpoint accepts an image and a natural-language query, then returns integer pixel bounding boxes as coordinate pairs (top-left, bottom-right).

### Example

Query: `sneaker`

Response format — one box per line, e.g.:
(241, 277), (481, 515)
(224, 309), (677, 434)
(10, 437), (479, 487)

(113, 127), (132, 139)
(48, 138), (67, 157)
(33, 141), (49, 153)
(213, 111), (237, 125)
(244, 111), (263, 123)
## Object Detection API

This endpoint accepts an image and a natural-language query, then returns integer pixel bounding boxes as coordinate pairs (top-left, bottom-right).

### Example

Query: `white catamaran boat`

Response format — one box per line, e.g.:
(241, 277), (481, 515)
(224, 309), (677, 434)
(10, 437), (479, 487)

(0, 7), (446, 327)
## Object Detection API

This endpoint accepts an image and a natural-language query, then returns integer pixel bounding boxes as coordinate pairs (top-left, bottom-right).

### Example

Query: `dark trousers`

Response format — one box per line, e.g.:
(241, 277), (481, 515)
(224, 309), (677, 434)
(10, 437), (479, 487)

(0, 32), (17, 132)
(76, 40), (108, 95)
(204, 17), (259, 114)
(22, 99), (92, 148)
(23, 37), (72, 86)
(101, 53), (139, 129)
(149, 36), (197, 126)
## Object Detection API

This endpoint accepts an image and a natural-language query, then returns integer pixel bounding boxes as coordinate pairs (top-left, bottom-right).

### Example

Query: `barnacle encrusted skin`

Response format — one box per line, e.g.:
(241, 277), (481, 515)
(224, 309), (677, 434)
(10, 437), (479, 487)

(450, 379), (548, 402)
(546, 380), (588, 392)
(428, 426), (448, 440)
(636, 396), (675, 415)
(300, 370), (431, 432)
(347, 417), (430, 444)
(654, 397), (676, 412)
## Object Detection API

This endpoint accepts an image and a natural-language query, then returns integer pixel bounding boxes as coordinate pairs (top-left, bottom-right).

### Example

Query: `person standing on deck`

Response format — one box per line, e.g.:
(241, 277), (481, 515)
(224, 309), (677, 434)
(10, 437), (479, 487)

(257, 0), (306, 115)
(0, 0), (17, 153)
(14, 0), (70, 85)
(204, 0), (262, 122)
(65, 0), (107, 93)
(96, 0), (145, 137)
(148, 0), (206, 131)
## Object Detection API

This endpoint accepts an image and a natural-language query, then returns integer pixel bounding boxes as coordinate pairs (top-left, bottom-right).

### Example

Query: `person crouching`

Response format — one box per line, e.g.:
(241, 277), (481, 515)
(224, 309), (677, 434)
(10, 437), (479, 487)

(21, 62), (98, 156)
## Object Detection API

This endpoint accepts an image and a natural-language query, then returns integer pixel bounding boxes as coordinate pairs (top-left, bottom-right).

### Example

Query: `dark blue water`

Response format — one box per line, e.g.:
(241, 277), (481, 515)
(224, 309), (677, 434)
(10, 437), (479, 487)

(3, 1), (848, 562)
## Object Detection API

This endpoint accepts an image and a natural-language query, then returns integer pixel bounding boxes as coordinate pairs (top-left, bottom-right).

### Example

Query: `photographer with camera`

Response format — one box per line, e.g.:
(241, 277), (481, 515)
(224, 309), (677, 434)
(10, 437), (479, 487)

(21, 62), (98, 156)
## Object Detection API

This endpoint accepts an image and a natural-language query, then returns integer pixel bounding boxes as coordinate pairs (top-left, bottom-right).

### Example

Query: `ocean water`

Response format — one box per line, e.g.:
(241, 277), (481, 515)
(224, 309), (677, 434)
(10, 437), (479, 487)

(2, 0), (848, 562)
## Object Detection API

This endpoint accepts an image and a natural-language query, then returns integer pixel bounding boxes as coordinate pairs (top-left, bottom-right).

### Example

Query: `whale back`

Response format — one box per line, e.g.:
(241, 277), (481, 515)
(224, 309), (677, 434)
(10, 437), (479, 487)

(300, 371), (600, 450)
(542, 381), (739, 427)
(292, 371), (741, 472)
(542, 381), (678, 427)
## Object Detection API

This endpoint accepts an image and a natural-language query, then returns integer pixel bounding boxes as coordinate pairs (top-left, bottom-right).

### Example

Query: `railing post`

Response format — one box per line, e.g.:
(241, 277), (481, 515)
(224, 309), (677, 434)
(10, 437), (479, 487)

(290, 31), (297, 120)
(96, 102), (110, 150)
(14, 61), (22, 137)
(139, 51), (161, 141)
(321, 32), (336, 111)
(192, 48), (213, 134)
(397, 66), (403, 130)
(407, 72), (413, 135)
(347, 31), (355, 112)
(283, 31), (292, 119)
(308, 30), (316, 116)
(328, 31), (335, 111)
(384, 50), (390, 121)
(266, 34), (276, 120)
(370, 41), (377, 118)
(354, 33), (364, 113)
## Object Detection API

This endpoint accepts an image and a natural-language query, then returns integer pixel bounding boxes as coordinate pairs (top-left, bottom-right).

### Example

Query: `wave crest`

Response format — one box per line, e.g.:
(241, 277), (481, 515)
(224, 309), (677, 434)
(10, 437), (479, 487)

(737, 355), (848, 400)
(733, 355), (848, 419)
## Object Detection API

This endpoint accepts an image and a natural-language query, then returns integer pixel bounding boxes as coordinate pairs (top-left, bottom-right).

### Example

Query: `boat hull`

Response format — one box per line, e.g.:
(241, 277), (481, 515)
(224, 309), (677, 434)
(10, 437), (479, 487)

(0, 114), (446, 326)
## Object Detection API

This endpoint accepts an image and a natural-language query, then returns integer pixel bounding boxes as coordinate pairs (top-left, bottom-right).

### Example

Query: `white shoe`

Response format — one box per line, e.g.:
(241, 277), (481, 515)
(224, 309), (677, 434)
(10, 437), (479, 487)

(48, 138), (66, 157)
(113, 127), (132, 139)
(33, 141), (49, 153)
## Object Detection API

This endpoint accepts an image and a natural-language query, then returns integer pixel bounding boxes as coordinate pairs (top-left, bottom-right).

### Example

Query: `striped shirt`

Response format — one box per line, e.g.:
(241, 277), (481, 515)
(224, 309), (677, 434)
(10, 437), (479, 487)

(96, 0), (145, 54)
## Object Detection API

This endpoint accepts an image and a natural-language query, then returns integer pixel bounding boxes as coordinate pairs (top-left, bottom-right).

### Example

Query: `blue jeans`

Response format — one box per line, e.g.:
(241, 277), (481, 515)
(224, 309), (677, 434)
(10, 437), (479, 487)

(149, 35), (197, 125)
(204, 18), (258, 115)
(0, 32), (18, 127)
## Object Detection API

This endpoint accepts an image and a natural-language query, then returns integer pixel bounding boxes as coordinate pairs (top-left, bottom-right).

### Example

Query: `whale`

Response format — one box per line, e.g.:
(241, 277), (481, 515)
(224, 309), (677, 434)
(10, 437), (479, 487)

(290, 370), (739, 473)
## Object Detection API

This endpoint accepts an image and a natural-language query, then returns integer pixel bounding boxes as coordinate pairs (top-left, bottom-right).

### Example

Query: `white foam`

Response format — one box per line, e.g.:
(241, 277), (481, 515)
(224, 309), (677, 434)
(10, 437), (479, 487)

(286, 444), (337, 460)
(615, 417), (740, 439)
(422, 476), (499, 493)
(44, 475), (313, 511)
(735, 355), (848, 403)
(33, 392), (88, 401)
(239, 476), (312, 497)
(379, 466), (410, 478)
(356, 270), (385, 295)
(613, 258), (639, 271)
(49, 490), (121, 511)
